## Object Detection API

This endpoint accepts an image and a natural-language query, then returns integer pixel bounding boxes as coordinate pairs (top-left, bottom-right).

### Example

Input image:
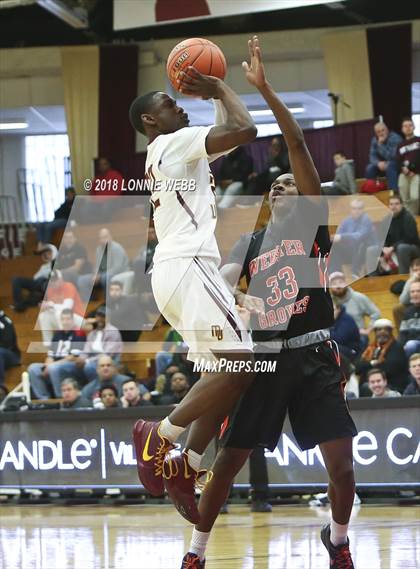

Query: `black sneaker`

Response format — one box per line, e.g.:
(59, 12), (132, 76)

(180, 552), (205, 568)
(320, 524), (354, 568)
(251, 500), (272, 513)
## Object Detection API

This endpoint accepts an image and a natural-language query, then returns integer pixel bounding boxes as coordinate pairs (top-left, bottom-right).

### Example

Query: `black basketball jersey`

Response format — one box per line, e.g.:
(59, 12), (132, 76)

(228, 198), (334, 341)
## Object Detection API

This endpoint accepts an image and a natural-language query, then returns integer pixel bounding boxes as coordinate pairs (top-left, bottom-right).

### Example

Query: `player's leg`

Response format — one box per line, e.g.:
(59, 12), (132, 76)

(320, 437), (355, 536)
(180, 446), (251, 568)
(133, 258), (254, 500)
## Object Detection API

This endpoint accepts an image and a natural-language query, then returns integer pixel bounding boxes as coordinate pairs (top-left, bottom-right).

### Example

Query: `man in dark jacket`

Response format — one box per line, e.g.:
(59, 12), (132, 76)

(355, 318), (409, 394)
(330, 304), (361, 361)
(399, 280), (420, 356)
(366, 195), (420, 274)
(36, 187), (75, 247)
(60, 378), (92, 409)
(0, 311), (21, 385)
(403, 353), (420, 395)
(366, 122), (402, 191)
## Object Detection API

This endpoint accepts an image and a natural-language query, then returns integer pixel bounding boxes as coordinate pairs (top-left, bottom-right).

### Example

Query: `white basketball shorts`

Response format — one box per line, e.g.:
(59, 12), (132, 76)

(151, 257), (253, 363)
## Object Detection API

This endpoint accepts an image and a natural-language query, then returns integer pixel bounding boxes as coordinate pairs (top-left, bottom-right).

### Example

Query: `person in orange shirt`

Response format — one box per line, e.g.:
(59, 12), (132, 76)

(38, 270), (85, 346)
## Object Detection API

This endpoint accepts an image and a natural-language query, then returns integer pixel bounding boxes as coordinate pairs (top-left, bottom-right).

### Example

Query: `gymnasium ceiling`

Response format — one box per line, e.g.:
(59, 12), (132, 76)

(0, 0), (419, 49)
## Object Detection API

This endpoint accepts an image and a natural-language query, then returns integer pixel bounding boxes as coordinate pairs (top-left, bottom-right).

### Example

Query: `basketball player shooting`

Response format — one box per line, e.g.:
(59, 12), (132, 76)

(179, 36), (357, 569)
(129, 60), (260, 523)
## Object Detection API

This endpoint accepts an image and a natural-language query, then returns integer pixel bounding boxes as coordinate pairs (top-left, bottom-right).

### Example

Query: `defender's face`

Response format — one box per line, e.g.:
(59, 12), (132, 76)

(269, 174), (298, 212)
(148, 93), (189, 134)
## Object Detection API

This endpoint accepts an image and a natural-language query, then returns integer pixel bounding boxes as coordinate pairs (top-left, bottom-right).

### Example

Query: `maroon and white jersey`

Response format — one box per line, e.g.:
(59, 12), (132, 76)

(146, 123), (231, 265)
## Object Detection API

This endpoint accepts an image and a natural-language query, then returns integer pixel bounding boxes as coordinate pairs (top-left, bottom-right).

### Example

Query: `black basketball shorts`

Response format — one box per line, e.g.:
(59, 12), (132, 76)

(221, 341), (358, 452)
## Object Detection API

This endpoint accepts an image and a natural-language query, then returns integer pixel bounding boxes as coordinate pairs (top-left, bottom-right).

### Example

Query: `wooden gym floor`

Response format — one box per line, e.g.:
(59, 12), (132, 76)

(0, 504), (418, 568)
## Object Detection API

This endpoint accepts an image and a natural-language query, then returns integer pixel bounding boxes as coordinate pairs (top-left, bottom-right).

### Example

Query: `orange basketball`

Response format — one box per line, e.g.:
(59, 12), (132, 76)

(167, 38), (227, 92)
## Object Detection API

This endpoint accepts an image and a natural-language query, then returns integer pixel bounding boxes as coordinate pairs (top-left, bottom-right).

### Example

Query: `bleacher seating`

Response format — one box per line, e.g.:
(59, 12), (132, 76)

(1, 185), (418, 392)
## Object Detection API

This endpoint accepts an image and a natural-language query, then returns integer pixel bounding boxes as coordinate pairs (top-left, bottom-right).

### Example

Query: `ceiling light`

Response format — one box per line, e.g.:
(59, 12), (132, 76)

(0, 122), (28, 130)
(250, 107), (305, 117)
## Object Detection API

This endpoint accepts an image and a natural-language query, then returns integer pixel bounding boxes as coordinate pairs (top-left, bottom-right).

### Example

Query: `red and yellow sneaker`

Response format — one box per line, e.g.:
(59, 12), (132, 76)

(163, 450), (212, 524)
(132, 419), (174, 496)
(180, 552), (206, 568)
(320, 524), (354, 569)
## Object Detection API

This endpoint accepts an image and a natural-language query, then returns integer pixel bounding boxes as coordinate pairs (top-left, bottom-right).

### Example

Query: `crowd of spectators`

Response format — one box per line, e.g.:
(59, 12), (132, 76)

(1, 126), (419, 410)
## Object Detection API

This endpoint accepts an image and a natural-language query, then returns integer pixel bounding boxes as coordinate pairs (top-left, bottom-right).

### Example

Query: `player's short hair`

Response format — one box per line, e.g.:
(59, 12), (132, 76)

(367, 368), (387, 382)
(129, 91), (160, 135)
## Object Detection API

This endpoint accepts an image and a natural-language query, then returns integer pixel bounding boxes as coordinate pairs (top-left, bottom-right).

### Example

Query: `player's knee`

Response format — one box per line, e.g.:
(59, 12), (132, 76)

(328, 459), (355, 488)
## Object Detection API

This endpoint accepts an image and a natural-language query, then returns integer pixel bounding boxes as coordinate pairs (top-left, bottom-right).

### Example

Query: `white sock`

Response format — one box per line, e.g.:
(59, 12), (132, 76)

(330, 519), (349, 546)
(159, 417), (185, 443)
(189, 528), (210, 561)
(186, 449), (202, 472)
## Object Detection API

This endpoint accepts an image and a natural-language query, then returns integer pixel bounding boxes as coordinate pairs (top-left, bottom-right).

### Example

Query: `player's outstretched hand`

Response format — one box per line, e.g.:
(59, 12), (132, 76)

(242, 35), (267, 90)
(236, 291), (265, 316)
(178, 66), (222, 99)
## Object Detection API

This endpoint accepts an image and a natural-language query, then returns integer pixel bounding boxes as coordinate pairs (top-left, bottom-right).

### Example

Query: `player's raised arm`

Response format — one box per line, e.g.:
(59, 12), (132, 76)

(243, 36), (320, 196)
(179, 67), (257, 154)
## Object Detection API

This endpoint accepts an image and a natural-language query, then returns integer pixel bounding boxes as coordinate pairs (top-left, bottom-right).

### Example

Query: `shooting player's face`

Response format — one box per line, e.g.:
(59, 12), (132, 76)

(269, 174), (298, 213)
(145, 93), (190, 134)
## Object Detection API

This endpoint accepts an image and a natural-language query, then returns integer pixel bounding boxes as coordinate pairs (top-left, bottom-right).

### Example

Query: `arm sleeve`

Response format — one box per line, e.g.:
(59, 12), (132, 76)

(402, 214), (420, 246)
(361, 296), (381, 326)
(213, 99), (228, 126)
(381, 134), (402, 161)
(369, 138), (378, 165)
(343, 162), (356, 193)
(399, 278), (411, 305)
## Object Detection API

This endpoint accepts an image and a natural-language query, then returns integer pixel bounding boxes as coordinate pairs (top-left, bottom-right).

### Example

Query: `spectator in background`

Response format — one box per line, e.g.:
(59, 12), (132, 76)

(0, 311), (20, 386)
(60, 378), (92, 409)
(154, 327), (184, 379)
(329, 272), (380, 349)
(36, 187), (76, 249)
(55, 230), (91, 285)
(11, 244), (57, 312)
(159, 371), (190, 405)
(404, 353), (420, 395)
(397, 117), (420, 215)
(81, 158), (124, 223)
(120, 378), (152, 408)
(81, 355), (129, 401)
(366, 195), (420, 275)
(106, 281), (144, 342)
(215, 146), (253, 209)
(330, 304), (361, 362)
(399, 279), (420, 356)
(393, 257), (420, 328)
(78, 228), (130, 301)
(366, 121), (402, 191)
(28, 309), (86, 399)
(322, 151), (356, 196)
(99, 383), (121, 408)
(330, 199), (377, 277)
(367, 369), (401, 398)
(38, 270), (84, 346)
(248, 137), (290, 197)
(81, 307), (123, 381)
(355, 318), (408, 395)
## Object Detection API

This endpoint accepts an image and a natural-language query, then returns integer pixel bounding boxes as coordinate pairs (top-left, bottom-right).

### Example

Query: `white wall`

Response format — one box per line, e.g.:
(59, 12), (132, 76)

(0, 135), (25, 202)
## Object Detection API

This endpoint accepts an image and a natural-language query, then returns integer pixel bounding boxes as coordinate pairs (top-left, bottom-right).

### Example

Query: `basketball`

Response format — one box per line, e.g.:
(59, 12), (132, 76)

(167, 38), (227, 91)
